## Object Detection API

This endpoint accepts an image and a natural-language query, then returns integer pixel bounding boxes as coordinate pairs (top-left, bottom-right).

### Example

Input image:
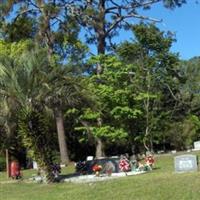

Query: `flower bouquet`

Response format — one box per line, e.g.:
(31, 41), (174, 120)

(145, 155), (155, 167)
(119, 158), (130, 175)
(92, 164), (102, 176)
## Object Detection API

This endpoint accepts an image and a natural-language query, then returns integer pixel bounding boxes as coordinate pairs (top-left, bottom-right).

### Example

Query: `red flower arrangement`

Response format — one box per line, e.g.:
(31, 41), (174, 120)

(145, 155), (155, 167)
(119, 159), (130, 173)
(92, 164), (102, 176)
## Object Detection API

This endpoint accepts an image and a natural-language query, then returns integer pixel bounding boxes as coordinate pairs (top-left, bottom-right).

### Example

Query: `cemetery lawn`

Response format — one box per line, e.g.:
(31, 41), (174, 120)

(1, 152), (200, 200)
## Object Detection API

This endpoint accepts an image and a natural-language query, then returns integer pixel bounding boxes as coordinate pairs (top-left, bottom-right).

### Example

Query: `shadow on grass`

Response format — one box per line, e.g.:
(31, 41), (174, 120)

(57, 173), (80, 182)
(152, 167), (161, 170)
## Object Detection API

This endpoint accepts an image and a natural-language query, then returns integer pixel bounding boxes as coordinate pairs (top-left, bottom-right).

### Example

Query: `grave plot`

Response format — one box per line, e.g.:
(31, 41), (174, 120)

(63, 155), (154, 183)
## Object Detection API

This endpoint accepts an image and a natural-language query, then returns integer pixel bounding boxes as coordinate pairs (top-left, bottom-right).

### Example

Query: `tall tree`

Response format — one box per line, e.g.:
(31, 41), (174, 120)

(77, 55), (134, 157)
(41, 68), (87, 164)
(117, 23), (180, 152)
(67, 0), (186, 156)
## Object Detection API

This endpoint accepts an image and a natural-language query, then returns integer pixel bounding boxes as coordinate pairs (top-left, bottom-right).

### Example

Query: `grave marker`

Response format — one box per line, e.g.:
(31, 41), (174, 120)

(174, 154), (198, 172)
(194, 141), (200, 150)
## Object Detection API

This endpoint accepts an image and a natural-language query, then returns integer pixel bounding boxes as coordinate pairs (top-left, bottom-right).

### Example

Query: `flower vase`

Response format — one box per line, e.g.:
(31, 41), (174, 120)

(95, 171), (100, 177)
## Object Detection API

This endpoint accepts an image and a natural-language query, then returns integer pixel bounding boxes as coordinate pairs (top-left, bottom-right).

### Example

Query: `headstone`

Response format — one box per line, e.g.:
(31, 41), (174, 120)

(76, 157), (120, 174)
(171, 150), (177, 154)
(174, 154), (198, 173)
(157, 150), (165, 154)
(86, 156), (94, 161)
(103, 161), (116, 175)
(33, 161), (38, 169)
(130, 155), (137, 161)
(194, 141), (200, 150)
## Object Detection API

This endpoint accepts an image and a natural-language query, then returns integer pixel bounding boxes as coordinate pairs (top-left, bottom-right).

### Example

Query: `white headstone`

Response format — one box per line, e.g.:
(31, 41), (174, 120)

(171, 150), (177, 154)
(86, 156), (94, 161)
(194, 141), (200, 150)
(33, 161), (38, 169)
(174, 154), (198, 173)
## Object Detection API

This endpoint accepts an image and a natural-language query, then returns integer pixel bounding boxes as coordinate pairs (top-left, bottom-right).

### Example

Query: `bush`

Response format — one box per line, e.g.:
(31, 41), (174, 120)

(0, 156), (6, 171)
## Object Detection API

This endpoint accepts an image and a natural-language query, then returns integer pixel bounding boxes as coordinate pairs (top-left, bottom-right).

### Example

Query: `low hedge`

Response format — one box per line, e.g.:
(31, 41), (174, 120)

(0, 156), (6, 171)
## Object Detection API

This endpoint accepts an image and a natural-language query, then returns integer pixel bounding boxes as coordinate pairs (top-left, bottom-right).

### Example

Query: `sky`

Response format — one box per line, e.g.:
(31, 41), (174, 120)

(88, 1), (200, 60)
(128, 1), (200, 60)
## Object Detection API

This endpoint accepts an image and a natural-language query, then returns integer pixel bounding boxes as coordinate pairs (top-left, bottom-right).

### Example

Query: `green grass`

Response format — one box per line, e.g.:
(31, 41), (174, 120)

(1, 152), (200, 200)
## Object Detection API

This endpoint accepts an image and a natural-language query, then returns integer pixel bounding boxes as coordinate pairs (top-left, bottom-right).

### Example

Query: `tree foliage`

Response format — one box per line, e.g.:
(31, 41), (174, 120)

(0, 47), (58, 182)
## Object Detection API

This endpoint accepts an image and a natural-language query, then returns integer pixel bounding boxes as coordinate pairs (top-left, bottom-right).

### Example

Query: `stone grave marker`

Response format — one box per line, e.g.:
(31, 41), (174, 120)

(174, 154), (198, 173)
(86, 156), (94, 161)
(33, 161), (38, 169)
(76, 157), (120, 174)
(88, 157), (120, 174)
(194, 141), (200, 150)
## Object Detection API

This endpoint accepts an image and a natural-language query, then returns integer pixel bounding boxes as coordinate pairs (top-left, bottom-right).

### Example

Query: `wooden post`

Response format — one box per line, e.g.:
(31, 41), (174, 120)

(6, 149), (10, 178)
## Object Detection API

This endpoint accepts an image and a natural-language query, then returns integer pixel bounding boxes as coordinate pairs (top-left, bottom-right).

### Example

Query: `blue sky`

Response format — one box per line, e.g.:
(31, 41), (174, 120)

(128, 1), (200, 60)
(89, 1), (200, 60)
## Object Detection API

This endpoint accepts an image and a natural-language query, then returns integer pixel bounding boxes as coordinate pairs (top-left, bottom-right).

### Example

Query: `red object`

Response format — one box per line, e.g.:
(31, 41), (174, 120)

(119, 159), (130, 172)
(92, 164), (102, 172)
(10, 161), (21, 179)
(145, 156), (155, 166)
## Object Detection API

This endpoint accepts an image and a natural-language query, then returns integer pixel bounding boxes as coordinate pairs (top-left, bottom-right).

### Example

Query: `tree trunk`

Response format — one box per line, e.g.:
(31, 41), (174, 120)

(95, 117), (105, 158)
(143, 126), (150, 152)
(38, 1), (70, 165)
(96, 0), (106, 75)
(97, 34), (106, 55)
(143, 69), (154, 153)
(38, 162), (55, 184)
(54, 108), (70, 165)
(19, 109), (56, 183)
(95, 138), (105, 158)
(93, 1), (106, 157)
(6, 149), (10, 178)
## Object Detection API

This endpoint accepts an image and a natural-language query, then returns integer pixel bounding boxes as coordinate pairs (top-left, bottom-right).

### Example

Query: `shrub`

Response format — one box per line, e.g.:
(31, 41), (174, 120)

(0, 156), (6, 171)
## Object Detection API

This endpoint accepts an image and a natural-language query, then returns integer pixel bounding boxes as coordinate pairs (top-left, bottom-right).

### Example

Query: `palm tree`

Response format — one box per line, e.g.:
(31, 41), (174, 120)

(0, 49), (56, 183)
(41, 68), (84, 165)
